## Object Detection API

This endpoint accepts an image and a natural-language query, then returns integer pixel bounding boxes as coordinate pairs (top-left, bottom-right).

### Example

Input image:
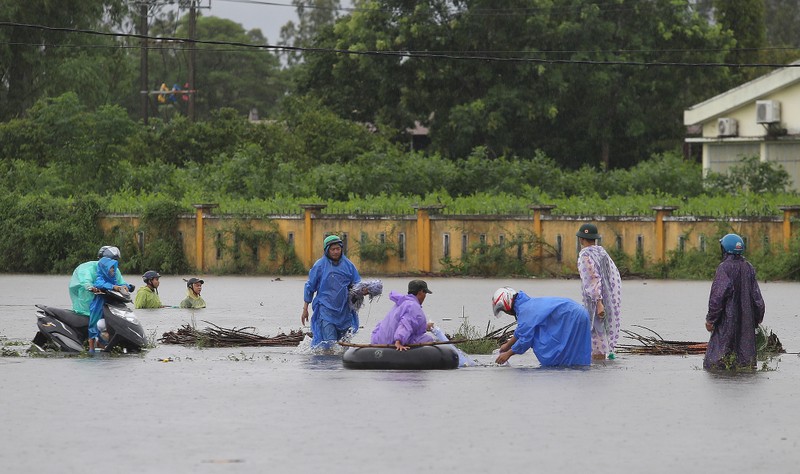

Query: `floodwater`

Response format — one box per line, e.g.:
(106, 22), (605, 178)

(1, 274), (799, 473)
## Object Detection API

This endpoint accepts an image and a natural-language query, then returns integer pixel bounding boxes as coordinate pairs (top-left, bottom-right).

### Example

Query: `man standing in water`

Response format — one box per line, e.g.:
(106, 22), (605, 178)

(576, 223), (622, 360)
(302, 235), (363, 350)
(704, 233), (765, 370)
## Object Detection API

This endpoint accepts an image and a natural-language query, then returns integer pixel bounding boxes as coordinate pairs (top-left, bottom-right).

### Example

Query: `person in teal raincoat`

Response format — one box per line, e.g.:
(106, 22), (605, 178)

(69, 246), (131, 316)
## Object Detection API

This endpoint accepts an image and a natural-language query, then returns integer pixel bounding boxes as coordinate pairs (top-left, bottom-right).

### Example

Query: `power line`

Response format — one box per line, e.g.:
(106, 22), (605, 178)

(1, 21), (796, 69)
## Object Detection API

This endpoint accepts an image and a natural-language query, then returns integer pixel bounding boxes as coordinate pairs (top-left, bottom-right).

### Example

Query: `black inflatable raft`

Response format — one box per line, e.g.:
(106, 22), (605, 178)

(342, 344), (460, 370)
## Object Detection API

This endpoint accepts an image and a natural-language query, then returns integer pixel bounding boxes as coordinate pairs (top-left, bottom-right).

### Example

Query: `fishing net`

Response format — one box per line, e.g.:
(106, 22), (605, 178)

(348, 279), (383, 312)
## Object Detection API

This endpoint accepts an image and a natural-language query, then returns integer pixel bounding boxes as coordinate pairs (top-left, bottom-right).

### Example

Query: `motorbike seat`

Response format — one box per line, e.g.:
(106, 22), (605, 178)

(35, 305), (89, 329)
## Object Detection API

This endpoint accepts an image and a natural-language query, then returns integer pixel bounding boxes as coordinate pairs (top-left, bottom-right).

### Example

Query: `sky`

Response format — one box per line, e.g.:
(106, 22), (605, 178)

(203, 0), (299, 43)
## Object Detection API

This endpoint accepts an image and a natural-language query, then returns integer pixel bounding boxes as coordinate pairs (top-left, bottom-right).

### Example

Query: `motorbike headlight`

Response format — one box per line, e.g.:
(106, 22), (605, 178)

(109, 306), (128, 318)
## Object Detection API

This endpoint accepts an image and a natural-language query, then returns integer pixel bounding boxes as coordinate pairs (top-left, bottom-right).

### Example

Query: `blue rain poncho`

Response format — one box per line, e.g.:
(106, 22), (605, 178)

(69, 260), (128, 316)
(88, 257), (119, 340)
(303, 253), (361, 347)
(370, 291), (433, 346)
(510, 291), (592, 367)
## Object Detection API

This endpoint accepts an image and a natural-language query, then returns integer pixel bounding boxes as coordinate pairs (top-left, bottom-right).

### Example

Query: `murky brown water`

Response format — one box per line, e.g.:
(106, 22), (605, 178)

(1, 275), (799, 472)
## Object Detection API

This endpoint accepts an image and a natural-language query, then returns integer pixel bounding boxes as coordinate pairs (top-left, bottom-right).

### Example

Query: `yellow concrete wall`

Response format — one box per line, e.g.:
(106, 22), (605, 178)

(100, 209), (798, 275)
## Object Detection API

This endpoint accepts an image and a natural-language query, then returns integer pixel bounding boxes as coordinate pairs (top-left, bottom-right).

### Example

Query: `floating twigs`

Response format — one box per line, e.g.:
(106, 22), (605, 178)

(159, 321), (307, 347)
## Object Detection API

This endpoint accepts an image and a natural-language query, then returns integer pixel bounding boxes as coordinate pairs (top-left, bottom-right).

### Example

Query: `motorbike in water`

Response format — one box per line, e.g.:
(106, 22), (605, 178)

(32, 289), (147, 354)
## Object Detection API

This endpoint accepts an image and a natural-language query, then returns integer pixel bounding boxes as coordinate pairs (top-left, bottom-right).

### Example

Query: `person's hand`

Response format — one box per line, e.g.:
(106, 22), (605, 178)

(426, 321), (435, 331)
(495, 350), (513, 364)
(499, 336), (516, 353)
(362, 287), (370, 295)
(90, 286), (102, 294)
(705, 321), (714, 332)
(301, 307), (309, 326)
(395, 340), (410, 351)
(596, 300), (606, 319)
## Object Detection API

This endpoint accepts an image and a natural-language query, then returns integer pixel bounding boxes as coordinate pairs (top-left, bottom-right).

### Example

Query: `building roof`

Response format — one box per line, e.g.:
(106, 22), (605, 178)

(684, 60), (800, 126)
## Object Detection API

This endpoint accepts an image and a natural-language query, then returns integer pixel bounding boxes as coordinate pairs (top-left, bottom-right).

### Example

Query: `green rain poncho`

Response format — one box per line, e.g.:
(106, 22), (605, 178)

(68, 260), (129, 316)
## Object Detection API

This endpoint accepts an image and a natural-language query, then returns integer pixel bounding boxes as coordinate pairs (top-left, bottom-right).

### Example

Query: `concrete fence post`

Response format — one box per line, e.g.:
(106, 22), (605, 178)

(300, 204), (327, 270)
(412, 204), (444, 273)
(779, 205), (800, 251)
(191, 203), (218, 273)
(529, 204), (556, 271)
(651, 205), (678, 263)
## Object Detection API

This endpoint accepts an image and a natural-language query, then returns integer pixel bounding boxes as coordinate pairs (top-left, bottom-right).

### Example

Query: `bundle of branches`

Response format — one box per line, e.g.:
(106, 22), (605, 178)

(756, 326), (785, 354)
(617, 325), (707, 355)
(159, 321), (308, 347)
(484, 321), (517, 346)
(618, 324), (786, 356)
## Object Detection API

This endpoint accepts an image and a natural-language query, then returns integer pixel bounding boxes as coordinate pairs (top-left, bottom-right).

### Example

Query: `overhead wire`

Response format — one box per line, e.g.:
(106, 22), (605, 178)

(0, 21), (797, 69)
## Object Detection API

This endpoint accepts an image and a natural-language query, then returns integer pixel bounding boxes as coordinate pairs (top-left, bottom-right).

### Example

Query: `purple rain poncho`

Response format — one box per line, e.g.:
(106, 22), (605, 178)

(303, 252), (361, 347)
(577, 245), (622, 356)
(370, 291), (433, 346)
(510, 292), (591, 367)
(704, 254), (765, 369)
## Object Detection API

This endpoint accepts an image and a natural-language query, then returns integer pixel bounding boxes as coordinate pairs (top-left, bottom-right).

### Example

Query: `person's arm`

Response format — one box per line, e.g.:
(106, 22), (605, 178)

(496, 335), (518, 364)
(750, 264), (766, 326)
(301, 263), (321, 325)
(579, 252), (604, 317)
(706, 266), (732, 331)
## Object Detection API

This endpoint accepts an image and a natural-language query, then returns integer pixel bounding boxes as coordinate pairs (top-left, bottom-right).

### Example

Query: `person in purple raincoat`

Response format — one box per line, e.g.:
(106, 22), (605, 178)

(371, 280), (435, 351)
(704, 233), (766, 370)
(576, 223), (622, 360)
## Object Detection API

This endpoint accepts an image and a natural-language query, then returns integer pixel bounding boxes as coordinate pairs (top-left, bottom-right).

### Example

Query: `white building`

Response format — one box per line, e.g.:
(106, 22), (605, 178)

(684, 60), (800, 190)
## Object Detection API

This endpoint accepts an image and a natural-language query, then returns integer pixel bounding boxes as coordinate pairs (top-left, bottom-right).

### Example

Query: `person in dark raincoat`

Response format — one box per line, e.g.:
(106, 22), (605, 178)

(704, 233), (766, 370)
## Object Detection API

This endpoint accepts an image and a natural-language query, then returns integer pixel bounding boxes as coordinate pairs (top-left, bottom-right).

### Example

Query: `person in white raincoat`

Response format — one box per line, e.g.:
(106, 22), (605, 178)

(576, 223), (622, 360)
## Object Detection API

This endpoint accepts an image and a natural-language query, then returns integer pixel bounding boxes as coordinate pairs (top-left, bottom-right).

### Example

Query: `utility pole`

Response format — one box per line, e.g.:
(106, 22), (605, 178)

(139, 2), (149, 124)
(188, 0), (197, 121)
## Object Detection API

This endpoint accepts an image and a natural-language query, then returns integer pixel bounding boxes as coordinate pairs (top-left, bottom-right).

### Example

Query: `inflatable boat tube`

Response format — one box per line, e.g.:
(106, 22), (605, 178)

(342, 344), (460, 370)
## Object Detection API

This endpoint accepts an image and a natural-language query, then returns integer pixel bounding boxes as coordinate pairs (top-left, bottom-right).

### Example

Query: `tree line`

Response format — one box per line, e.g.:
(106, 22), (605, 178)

(2, 0), (800, 171)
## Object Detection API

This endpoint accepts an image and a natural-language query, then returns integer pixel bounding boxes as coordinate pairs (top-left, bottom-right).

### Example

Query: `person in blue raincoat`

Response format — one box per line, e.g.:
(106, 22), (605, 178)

(492, 287), (591, 367)
(88, 257), (129, 353)
(301, 235), (364, 349)
(69, 246), (132, 316)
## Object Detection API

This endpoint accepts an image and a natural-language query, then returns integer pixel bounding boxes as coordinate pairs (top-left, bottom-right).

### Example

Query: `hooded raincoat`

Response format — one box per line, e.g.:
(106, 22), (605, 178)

(135, 286), (163, 309)
(69, 260), (128, 316)
(303, 250), (361, 347)
(179, 290), (206, 308)
(704, 254), (765, 369)
(578, 245), (622, 356)
(88, 257), (119, 340)
(510, 291), (591, 367)
(370, 291), (433, 346)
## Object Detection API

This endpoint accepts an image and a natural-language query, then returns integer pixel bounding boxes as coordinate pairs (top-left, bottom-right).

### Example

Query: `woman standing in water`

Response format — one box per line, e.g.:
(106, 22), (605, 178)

(576, 223), (622, 360)
(704, 233), (765, 370)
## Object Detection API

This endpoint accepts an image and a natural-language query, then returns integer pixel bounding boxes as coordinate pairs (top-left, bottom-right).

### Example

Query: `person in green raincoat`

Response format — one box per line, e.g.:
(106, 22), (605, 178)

(179, 278), (206, 308)
(68, 246), (132, 316)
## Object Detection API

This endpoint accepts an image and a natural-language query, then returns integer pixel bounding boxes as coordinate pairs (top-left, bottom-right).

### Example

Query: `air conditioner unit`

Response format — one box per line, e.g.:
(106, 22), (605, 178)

(717, 117), (738, 137)
(756, 100), (781, 124)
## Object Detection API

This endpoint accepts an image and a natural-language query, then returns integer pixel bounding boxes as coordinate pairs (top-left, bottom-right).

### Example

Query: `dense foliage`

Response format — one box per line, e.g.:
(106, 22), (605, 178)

(2, 1), (800, 278)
